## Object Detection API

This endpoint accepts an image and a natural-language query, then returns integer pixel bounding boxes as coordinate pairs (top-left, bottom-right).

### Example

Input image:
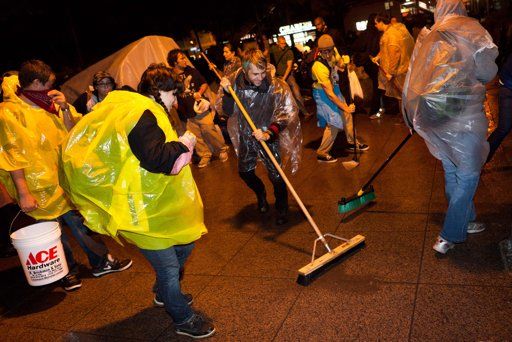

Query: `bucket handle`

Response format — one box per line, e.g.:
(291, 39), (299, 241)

(9, 207), (51, 238)
(9, 210), (23, 238)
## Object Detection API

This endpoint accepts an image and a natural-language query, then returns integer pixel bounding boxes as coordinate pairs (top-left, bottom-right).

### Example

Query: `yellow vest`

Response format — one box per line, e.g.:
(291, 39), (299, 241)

(60, 90), (206, 250)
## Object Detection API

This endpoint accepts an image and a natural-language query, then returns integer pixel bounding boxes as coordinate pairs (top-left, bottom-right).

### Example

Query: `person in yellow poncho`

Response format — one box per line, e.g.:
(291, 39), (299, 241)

(60, 63), (215, 339)
(0, 60), (132, 291)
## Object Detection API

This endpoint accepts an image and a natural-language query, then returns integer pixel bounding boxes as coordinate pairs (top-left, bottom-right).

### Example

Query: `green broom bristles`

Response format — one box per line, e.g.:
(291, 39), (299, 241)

(338, 186), (376, 214)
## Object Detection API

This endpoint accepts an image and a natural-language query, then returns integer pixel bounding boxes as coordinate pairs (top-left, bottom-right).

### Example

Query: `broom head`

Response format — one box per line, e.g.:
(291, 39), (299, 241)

(338, 185), (376, 214)
(297, 234), (365, 286)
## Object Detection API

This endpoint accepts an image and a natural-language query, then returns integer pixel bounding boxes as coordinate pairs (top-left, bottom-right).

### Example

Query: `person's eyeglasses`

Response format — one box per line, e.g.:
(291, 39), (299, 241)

(97, 82), (113, 88)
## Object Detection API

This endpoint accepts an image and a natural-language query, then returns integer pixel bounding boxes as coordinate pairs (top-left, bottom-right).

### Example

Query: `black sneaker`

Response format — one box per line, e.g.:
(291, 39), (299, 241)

(175, 313), (216, 339)
(317, 154), (337, 163)
(154, 293), (193, 307)
(345, 143), (370, 152)
(61, 273), (82, 291)
(92, 257), (133, 277)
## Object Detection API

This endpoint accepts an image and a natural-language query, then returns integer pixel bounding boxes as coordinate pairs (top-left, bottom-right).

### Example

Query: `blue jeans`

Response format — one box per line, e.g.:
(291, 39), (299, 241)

(440, 159), (480, 243)
(139, 243), (195, 324)
(59, 210), (108, 271)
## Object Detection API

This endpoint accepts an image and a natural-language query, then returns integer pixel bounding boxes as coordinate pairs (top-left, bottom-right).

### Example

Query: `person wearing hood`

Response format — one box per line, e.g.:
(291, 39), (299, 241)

(219, 48), (302, 225)
(0, 60), (132, 290)
(402, 0), (499, 254)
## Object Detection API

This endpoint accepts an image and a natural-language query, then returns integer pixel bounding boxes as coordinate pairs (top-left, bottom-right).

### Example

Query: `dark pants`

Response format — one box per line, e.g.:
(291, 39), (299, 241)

(365, 62), (384, 114)
(238, 169), (288, 212)
(487, 86), (512, 161)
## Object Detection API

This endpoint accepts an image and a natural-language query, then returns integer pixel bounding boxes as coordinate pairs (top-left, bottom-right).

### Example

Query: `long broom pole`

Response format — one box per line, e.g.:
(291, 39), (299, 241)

(201, 52), (333, 252)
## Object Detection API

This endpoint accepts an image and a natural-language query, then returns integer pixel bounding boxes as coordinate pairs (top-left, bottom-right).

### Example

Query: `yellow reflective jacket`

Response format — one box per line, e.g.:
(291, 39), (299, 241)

(60, 90), (206, 250)
(0, 75), (81, 220)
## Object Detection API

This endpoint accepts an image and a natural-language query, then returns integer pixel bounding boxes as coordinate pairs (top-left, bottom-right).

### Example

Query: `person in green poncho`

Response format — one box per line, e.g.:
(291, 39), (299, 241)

(61, 64), (215, 339)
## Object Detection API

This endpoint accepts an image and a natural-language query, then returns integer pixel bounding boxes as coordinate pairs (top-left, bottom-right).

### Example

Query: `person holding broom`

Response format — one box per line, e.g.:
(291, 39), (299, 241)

(219, 48), (302, 225)
(402, 0), (498, 254)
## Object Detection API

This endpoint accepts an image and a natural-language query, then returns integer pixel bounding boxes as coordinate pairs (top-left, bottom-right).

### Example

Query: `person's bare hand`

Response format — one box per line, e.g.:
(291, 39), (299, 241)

(220, 77), (231, 92)
(344, 103), (356, 113)
(19, 192), (38, 212)
(252, 129), (270, 142)
(47, 90), (68, 109)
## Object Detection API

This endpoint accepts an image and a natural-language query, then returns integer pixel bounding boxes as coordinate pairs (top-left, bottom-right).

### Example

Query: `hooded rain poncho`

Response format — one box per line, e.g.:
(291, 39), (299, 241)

(402, 0), (498, 171)
(0, 75), (81, 220)
(222, 69), (302, 175)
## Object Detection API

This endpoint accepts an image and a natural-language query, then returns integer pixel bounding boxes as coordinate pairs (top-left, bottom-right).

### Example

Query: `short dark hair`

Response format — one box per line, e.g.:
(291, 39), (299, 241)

(223, 42), (234, 52)
(18, 60), (54, 89)
(92, 71), (116, 89)
(167, 49), (184, 67)
(375, 13), (391, 25)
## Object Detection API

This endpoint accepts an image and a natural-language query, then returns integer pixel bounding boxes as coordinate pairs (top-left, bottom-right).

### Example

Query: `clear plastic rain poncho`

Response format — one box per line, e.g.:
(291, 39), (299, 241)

(219, 68), (302, 176)
(402, 0), (498, 171)
(60, 90), (206, 250)
(378, 22), (414, 99)
(0, 75), (81, 220)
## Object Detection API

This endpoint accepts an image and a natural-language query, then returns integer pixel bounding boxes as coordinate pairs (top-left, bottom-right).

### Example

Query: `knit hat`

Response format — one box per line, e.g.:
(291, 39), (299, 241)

(317, 34), (335, 50)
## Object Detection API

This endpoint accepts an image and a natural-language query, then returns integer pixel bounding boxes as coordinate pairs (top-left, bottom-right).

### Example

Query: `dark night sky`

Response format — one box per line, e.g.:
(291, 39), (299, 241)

(1, 0), (337, 78)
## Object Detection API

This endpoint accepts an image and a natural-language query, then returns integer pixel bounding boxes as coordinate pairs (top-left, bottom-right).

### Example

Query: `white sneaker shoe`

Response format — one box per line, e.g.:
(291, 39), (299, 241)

(369, 112), (382, 120)
(433, 236), (455, 254)
(467, 222), (485, 234)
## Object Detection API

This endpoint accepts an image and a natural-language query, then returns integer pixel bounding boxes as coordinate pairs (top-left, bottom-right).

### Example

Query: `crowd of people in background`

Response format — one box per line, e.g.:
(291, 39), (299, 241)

(0, 0), (510, 339)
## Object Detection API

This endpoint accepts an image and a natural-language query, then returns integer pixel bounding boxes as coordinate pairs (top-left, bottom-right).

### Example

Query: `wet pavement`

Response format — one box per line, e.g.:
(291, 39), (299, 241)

(1, 109), (511, 341)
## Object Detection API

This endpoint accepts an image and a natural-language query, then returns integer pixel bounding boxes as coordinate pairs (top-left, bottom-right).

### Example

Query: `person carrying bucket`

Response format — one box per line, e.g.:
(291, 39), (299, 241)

(0, 60), (132, 291)
(60, 64), (215, 339)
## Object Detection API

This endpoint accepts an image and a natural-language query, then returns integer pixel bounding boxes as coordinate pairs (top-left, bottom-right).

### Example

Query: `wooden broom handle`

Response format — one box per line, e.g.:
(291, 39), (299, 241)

(201, 52), (330, 250)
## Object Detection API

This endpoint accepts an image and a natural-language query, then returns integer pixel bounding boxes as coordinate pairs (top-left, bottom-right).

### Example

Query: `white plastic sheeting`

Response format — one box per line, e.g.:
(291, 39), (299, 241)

(61, 36), (181, 103)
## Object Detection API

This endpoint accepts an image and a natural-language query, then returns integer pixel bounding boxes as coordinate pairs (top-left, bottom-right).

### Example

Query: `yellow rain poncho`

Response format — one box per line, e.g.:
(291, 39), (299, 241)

(0, 75), (81, 220)
(60, 90), (206, 250)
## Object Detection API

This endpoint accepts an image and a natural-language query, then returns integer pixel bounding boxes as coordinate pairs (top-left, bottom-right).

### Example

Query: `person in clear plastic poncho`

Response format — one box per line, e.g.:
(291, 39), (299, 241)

(402, 0), (499, 254)
(219, 48), (302, 225)
(61, 64), (215, 337)
(0, 60), (131, 290)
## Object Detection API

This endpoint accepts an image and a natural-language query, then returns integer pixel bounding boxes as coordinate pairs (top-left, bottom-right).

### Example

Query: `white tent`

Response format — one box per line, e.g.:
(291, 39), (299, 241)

(62, 35), (181, 103)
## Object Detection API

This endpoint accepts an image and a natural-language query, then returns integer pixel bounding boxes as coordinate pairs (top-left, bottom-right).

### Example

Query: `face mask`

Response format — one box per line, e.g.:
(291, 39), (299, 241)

(17, 87), (58, 115)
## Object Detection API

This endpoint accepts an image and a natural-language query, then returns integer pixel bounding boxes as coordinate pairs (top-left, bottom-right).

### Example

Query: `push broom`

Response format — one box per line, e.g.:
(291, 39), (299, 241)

(338, 132), (414, 214)
(341, 73), (359, 171)
(338, 61), (414, 214)
(201, 52), (365, 285)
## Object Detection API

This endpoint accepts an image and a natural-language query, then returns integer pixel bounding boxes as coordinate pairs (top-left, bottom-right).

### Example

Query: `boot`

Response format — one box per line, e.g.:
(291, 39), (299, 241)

(257, 191), (269, 214)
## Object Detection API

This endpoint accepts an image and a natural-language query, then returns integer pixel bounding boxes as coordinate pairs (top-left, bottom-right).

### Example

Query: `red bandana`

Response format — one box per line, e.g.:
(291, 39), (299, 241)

(16, 87), (59, 115)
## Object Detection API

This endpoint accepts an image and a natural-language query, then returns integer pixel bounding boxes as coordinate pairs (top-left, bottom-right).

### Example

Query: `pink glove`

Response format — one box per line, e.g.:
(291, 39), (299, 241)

(170, 131), (197, 175)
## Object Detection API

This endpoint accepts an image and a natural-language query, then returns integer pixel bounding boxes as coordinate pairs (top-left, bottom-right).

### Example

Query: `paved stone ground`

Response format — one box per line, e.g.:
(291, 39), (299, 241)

(1, 107), (511, 341)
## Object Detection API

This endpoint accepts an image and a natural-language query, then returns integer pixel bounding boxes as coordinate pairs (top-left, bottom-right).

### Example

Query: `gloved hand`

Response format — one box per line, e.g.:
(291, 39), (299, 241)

(170, 131), (197, 175)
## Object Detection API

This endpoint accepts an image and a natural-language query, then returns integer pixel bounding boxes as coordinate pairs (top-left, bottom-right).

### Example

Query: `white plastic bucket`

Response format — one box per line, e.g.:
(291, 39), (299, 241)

(10, 221), (69, 286)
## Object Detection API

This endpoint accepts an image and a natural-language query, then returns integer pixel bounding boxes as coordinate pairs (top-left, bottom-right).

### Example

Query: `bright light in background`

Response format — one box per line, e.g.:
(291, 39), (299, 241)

(356, 20), (368, 31)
